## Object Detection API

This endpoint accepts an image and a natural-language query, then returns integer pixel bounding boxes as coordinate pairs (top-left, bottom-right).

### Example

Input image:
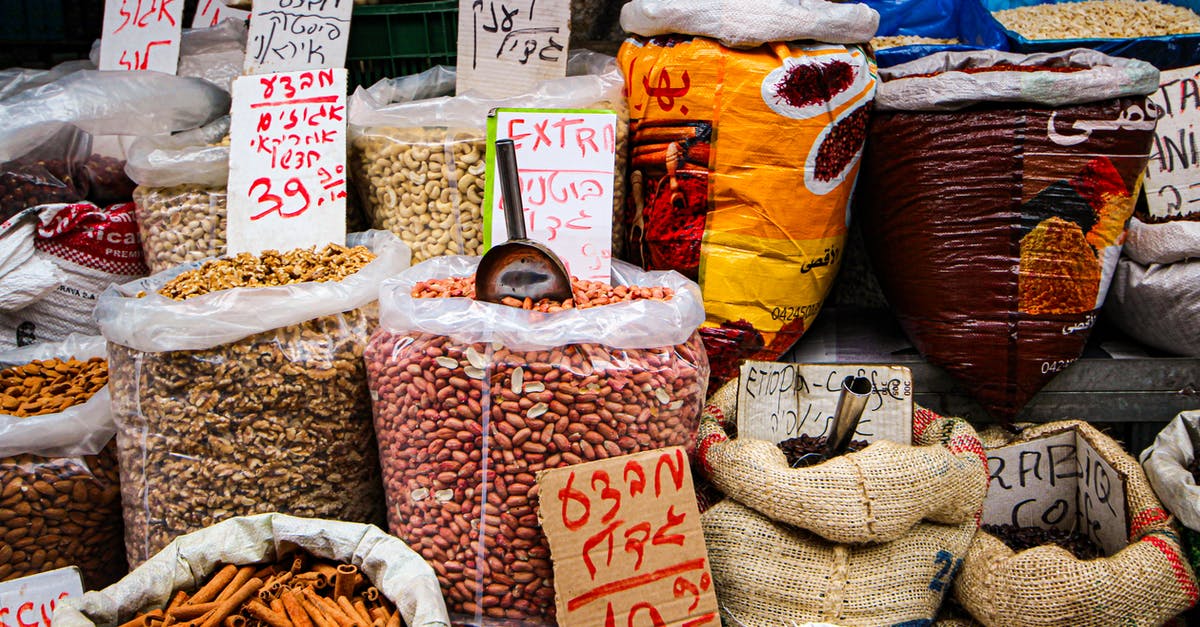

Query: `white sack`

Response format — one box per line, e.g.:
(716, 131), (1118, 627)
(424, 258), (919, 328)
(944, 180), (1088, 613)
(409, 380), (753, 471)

(619, 0), (879, 47)
(1141, 411), (1200, 530)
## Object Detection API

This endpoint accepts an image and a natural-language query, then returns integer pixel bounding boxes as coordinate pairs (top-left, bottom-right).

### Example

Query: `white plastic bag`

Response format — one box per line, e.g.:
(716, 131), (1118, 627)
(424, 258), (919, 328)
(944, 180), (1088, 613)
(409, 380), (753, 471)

(0, 208), (65, 312)
(1141, 410), (1200, 530)
(619, 0), (880, 47)
(53, 513), (450, 627)
(124, 117), (230, 189)
(89, 20), (248, 93)
(1106, 217), (1200, 357)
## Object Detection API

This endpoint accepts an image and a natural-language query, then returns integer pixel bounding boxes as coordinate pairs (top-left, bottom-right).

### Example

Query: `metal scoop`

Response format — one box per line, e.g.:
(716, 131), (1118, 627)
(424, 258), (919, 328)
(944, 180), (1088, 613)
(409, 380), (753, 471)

(475, 139), (574, 305)
(824, 375), (873, 458)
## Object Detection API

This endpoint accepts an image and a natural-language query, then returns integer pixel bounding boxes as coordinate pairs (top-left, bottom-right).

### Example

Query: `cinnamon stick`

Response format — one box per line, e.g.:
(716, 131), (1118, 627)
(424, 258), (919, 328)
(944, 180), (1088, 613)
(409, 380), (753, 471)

(168, 602), (220, 621)
(197, 578), (264, 627)
(280, 591), (314, 627)
(333, 565), (358, 600)
(190, 565), (239, 605)
(246, 599), (292, 627)
(336, 598), (369, 627)
(218, 566), (258, 603)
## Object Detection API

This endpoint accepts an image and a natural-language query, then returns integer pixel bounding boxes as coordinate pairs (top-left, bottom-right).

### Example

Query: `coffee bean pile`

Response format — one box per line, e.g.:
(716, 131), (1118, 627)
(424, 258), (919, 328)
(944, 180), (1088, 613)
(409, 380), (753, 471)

(777, 434), (867, 467)
(982, 523), (1103, 560)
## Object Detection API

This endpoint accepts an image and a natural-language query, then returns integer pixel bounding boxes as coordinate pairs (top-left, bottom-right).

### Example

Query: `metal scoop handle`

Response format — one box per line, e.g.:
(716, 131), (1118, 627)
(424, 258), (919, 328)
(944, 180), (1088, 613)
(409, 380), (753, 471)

(825, 376), (872, 458)
(495, 139), (526, 240)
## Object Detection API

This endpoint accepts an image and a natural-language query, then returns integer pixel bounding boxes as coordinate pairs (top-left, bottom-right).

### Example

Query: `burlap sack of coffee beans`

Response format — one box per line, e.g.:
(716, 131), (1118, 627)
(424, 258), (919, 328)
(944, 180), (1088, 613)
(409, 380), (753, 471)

(696, 382), (988, 626)
(956, 420), (1198, 627)
(95, 231), (411, 566)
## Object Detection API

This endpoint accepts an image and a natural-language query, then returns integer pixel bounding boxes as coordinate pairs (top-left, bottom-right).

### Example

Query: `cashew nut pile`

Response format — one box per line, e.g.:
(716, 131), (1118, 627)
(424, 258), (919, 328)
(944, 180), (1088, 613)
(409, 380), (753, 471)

(133, 185), (228, 274)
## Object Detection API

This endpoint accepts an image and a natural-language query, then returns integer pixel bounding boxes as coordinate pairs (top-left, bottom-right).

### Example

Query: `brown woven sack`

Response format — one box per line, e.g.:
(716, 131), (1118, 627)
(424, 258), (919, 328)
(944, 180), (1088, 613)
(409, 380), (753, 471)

(697, 381), (989, 626)
(956, 420), (1199, 627)
(697, 381), (988, 544)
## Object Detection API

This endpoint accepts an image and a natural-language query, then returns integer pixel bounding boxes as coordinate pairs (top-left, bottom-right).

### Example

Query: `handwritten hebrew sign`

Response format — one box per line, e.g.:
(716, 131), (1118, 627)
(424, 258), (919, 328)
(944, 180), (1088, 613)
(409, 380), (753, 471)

(456, 0), (569, 98)
(98, 0), (185, 73)
(227, 68), (348, 255)
(1144, 65), (1200, 221)
(0, 567), (83, 627)
(484, 108), (617, 283)
(244, 0), (352, 74)
(192, 0), (250, 28)
(984, 427), (1129, 556)
(736, 361), (914, 445)
(537, 447), (719, 627)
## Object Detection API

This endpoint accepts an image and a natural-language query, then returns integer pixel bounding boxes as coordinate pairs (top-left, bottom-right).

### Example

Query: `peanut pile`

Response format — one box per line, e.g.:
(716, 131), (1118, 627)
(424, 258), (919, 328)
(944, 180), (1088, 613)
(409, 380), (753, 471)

(411, 276), (675, 311)
(0, 357), (107, 417)
(157, 244), (376, 300)
(993, 0), (1200, 39)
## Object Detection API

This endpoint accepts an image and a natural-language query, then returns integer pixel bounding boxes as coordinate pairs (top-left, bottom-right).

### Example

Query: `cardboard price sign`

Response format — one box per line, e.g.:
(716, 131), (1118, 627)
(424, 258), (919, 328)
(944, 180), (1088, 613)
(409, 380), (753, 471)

(98, 0), (185, 73)
(736, 361), (914, 445)
(0, 567), (83, 627)
(456, 0), (569, 98)
(1145, 66), (1200, 221)
(484, 108), (617, 283)
(244, 0), (353, 75)
(192, 0), (250, 28)
(227, 68), (349, 255)
(984, 427), (1129, 556)
(536, 447), (719, 627)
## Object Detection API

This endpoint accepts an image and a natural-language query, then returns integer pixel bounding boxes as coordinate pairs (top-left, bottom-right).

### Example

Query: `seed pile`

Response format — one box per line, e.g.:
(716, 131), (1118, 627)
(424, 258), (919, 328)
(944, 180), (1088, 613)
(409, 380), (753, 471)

(0, 357), (107, 417)
(411, 276), (675, 311)
(983, 523), (1104, 560)
(158, 244), (376, 300)
(871, 36), (961, 49)
(777, 434), (867, 467)
(993, 0), (1200, 39)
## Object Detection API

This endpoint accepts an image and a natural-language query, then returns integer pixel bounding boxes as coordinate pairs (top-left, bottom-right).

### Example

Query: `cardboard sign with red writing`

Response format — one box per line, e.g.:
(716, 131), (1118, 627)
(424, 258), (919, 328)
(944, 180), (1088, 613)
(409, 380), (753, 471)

(456, 0), (569, 97)
(192, 0), (250, 29)
(0, 567), (83, 627)
(536, 447), (719, 627)
(226, 68), (348, 255)
(484, 108), (617, 283)
(98, 0), (185, 73)
(244, 0), (353, 75)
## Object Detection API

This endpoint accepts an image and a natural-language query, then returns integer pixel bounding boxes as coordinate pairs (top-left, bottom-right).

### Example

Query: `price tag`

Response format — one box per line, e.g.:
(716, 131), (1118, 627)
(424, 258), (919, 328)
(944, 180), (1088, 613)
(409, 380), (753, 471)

(536, 447), (719, 627)
(192, 0), (250, 28)
(1144, 65), (1200, 221)
(98, 0), (185, 73)
(484, 108), (617, 283)
(456, 0), (569, 98)
(0, 567), (84, 627)
(244, 0), (353, 75)
(983, 427), (1129, 556)
(226, 68), (348, 255)
(736, 361), (913, 445)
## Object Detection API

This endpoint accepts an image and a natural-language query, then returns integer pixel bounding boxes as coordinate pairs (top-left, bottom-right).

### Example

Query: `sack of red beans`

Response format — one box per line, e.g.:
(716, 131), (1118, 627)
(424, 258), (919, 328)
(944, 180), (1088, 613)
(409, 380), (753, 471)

(364, 256), (709, 625)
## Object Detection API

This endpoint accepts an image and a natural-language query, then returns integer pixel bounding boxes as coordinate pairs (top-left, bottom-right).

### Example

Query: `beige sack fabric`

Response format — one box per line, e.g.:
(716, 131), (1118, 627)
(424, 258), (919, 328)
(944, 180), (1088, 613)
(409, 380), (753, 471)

(956, 420), (1198, 627)
(697, 382), (988, 626)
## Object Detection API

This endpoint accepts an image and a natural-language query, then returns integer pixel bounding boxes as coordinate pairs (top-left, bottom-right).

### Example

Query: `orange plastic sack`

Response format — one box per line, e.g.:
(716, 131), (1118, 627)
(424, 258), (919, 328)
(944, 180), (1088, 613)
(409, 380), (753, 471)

(619, 37), (876, 385)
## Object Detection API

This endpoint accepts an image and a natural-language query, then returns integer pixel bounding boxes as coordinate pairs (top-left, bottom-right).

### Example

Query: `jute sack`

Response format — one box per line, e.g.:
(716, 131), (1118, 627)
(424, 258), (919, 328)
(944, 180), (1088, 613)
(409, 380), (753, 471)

(956, 420), (1198, 627)
(697, 382), (988, 626)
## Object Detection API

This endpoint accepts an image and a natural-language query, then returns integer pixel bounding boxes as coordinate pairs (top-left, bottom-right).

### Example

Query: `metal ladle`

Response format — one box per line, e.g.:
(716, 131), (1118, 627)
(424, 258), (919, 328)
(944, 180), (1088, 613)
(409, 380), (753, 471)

(825, 375), (873, 458)
(474, 139), (574, 305)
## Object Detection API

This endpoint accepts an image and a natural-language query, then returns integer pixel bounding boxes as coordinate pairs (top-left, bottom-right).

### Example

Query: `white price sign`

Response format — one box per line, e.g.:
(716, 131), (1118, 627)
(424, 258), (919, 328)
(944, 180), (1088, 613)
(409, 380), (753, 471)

(192, 0), (250, 28)
(244, 0), (353, 75)
(456, 0), (569, 97)
(0, 567), (83, 627)
(1145, 65), (1200, 221)
(98, 0), (185, 73)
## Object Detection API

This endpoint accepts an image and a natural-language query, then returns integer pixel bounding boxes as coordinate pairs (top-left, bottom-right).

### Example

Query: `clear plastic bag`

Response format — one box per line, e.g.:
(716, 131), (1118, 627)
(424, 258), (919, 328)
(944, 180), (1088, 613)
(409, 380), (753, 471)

(89, 20), (248, 93)
(0, 335), (126, 589)
(96, 232), (410, 566)
(0, 126), (90, 220)
(365, 256), (708, 625)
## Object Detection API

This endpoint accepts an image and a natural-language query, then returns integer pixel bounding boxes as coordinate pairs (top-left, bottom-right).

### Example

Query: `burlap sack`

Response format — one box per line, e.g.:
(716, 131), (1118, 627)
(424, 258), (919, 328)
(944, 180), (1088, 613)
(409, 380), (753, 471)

(697, 381), (988, 544)
(956, 420), (1198, 627)
(697, 382), (988, 626)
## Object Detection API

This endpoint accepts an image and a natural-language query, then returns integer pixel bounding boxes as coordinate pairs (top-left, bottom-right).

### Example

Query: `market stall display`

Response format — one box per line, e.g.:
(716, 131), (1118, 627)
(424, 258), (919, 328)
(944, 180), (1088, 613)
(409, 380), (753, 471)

(0, 335), (125, 589)
(696, 382), (988, 626)
(864, 0), (1009, 66)
(365, 256), (707, 624)
(857, 49), (1159, 421)
(52, 513), (450, 627)
(618, 0), (878, 387)
(95, 231), (410, 566)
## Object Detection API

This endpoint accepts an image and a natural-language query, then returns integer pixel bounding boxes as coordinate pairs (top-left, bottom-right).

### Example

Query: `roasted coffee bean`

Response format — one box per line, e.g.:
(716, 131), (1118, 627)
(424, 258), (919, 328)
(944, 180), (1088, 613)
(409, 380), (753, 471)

(776, 434), (868, 467)
(982, 523), (1104, 560)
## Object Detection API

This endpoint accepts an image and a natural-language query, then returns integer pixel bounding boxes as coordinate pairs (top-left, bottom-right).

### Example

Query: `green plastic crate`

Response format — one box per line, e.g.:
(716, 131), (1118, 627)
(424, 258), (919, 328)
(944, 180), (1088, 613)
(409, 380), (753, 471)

(346, 1), (457, 91)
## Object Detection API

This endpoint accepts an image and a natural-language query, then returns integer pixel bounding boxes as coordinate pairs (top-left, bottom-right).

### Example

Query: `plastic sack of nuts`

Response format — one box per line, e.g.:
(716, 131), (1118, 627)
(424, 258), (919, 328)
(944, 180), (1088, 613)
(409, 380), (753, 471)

(347, 51), (628, 264)
(53, 513), (450, 627)
(857, 49), (1160, 421)
(365, 255), (708, 625)
(618, 31), (877, 389)
(95, 230), (412, 566)
(696, 382), (988, 626)
(956, 420), (1197, 626)
(0, 334), (126, 589)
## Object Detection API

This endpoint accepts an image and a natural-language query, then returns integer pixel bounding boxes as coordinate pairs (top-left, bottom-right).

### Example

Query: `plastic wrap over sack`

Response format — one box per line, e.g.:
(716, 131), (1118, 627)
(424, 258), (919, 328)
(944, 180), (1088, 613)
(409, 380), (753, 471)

(867, 0), (1009, 67)
(88, 20), (248, 92)
(619, 0), (879, 47)
(378, 256), (703, 351)
(619, 37), (876, 387)
(124, 117), (230, 189)
(1141, 411), (1200, 531)
(53, 514), (450, 627)
(859, 50), (1158, 420)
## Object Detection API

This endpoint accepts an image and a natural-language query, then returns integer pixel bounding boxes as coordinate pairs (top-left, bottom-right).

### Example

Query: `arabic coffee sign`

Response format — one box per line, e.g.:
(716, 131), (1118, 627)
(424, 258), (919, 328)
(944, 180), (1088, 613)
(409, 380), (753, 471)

(1144, 65), (1200, 221)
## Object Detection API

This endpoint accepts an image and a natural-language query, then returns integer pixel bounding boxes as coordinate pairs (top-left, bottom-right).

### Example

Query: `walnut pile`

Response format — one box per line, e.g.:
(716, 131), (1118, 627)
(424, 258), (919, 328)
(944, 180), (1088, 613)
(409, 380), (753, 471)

(158, 244), (376, 300)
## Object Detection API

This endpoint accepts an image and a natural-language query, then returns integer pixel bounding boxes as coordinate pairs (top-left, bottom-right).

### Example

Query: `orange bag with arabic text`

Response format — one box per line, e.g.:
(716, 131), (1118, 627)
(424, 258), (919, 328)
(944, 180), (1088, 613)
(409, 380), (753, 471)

(619, 37), (876, 386)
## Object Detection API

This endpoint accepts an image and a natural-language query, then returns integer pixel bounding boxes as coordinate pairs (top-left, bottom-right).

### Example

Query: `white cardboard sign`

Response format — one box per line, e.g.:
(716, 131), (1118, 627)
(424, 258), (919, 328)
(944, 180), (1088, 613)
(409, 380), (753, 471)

(484, 108), (617, 283)
(736, 361), (914, 445)
(98, 0), (185, 73)
(984, 428), (1129, 556)
(226, 68), (349, 255)
(1144, 65), (1200, 221)
(455, 0), (569, 98)
(192, 0), (250, 28)
(244, 0), (353, 75)
(0, 567), (83, 627)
